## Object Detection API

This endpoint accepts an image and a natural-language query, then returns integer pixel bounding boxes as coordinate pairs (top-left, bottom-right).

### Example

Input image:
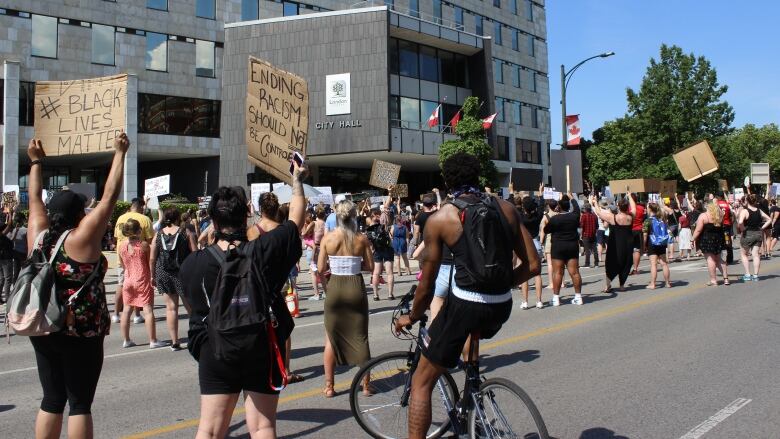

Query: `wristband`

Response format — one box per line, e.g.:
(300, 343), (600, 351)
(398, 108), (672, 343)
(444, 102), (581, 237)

(30, 159), (43, 166)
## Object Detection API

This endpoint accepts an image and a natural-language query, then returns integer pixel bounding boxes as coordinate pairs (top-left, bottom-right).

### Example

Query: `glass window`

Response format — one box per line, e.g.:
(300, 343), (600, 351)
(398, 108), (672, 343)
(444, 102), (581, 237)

(31, 15), (57, 58)
(493, 59), (503, 83)
(517, 139), (541, 164)
(421, 100), (438, 131)
(530, 71), (537, 91)
(527, 35), (535, 56)
(475, 15), (483, 35)
(241, 0), (259, 20)
(493, 0), (500, 8)
(495, 97), (505, 122)
(283, 2), (298, 16)
(439, 50), (456, 86)
(196, 0), (215, 19)
(389, 95), (400, 125)
(512, 66), (521, 87)
(419, 45), (438, 82)
(138, 93), (220, 137)
(525, 0), (533, 21)
(512, 102), (521, 125)
(409, 0), (419, 17)
(400, 97), (420, 129)
(389, 39), (399, 74)
(385, 0), (394, 7)
(455, 54), (469, 88)
(454, 6), (463, 29)
(432, 0), (442, 23)
(191, 98), (221, 136)
(398, 40), (418, 78)
(511, 0), (518, 15)
(493, 22), (502, 45)
(147, 0), (167, 10)
(494, 136), (510, 161)
(91, 24), (115, 65)
(196, 40), (215, 77)
(532, 108), (539, 128)
(19, 82), (35, 126)
(146, 32), (168, 71)
(512, 30), (519, 51)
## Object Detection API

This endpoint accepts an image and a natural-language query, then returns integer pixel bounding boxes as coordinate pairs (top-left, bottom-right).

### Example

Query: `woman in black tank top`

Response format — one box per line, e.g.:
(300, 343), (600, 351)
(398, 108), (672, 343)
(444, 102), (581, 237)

(737, 194), (771, 281)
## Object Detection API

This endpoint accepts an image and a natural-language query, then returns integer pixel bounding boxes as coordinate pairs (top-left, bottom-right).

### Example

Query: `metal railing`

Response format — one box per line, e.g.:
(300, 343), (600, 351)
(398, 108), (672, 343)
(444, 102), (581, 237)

(390, 119), (457, 134)
(351, 0), (468, 33)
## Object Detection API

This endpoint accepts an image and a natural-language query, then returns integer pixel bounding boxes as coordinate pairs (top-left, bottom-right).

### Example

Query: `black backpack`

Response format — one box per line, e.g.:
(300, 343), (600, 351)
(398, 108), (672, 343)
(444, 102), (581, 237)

(367, 224), (392, 251)
(158, 231), (186, 272)
(0, 234), (12, 259)
(451, 196), (514, 293)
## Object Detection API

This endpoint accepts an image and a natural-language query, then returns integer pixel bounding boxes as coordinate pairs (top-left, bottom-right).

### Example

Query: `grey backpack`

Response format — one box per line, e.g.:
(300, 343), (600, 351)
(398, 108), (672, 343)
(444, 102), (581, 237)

(6, 230), (98, 337)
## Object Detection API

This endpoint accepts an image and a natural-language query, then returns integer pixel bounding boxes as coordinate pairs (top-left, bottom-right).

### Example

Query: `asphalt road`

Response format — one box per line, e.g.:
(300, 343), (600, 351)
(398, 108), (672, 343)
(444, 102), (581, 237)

(2, 252), (780, 439)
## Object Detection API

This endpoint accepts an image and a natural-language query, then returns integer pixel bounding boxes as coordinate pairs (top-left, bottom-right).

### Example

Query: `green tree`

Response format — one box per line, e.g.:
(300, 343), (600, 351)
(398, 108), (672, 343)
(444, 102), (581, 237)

(587, 44), (735, 189)
(438, 96), (498, 188)
(711, 123), (780, 186)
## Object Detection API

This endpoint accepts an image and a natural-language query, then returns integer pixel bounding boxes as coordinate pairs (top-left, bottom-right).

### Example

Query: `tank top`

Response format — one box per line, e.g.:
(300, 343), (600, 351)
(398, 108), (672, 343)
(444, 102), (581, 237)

(744, 208), (762, 231)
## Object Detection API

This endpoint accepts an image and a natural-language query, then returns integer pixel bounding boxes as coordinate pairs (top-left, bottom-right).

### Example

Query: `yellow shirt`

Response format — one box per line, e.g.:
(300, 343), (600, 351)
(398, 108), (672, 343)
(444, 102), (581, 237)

(115, 211), (154, 243)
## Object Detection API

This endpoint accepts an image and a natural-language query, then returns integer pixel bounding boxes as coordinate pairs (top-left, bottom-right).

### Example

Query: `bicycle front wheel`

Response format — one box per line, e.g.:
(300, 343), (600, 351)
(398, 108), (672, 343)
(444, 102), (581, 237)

(468, 377), (549, 439)
(350, 351), (459, 439)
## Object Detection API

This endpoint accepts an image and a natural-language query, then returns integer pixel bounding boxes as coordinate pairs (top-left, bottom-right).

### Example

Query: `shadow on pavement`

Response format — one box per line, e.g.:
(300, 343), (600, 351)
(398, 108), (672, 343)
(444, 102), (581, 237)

(226, 408), (353, 438)
(480, 350), (540, 374)
(579, 427), (630, 438)
(290, 345), (324, 360)
(0, 405), (14, 413)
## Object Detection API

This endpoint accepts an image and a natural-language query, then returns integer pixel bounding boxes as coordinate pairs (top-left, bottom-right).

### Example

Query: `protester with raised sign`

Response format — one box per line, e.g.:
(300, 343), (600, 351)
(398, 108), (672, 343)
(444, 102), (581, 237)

(367, 189), (397, 301)
(691, 201), (731, 286)
(25, 134), (128, 439)
(590, 192), (636, 293)
(391, 201), (413, 277)
(0, 215), (14, 304)
(736, 194), (772, 281)
(543, 193), (584, 305)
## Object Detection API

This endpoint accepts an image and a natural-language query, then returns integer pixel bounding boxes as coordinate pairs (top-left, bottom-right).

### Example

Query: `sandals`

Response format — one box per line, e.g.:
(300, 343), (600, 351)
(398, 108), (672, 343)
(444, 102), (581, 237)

(373, 295), (380, 301)
(705, 281), (718, 287)
(601, 287), (613, 294)
(323, 381), (335, 398)
(723, 279), (731, 286)
(388, 295), (396, 300)
(288, 373), (305, 384)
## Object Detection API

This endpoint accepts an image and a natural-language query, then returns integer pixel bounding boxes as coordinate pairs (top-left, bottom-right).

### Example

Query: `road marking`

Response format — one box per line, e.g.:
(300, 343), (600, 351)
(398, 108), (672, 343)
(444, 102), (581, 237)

(678, 398), (752, 439)
(124, 261), (778, 439)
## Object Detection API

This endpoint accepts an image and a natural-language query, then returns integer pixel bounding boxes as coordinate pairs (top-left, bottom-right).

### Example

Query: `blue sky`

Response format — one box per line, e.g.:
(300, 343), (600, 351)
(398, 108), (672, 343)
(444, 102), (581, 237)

(546, 0), (779, 147)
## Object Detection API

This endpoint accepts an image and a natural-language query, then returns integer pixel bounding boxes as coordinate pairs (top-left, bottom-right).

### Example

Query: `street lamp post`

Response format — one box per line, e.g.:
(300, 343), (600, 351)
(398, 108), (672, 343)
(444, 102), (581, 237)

(560, 52), (615, 148)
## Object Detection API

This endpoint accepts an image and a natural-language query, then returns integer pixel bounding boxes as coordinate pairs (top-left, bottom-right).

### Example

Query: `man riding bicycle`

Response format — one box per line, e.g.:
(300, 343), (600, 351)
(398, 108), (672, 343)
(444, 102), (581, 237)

(394, 152), (541, 439)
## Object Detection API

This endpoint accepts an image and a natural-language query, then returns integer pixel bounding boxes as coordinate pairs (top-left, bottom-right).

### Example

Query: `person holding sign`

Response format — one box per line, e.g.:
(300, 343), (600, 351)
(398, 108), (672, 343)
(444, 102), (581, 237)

(590, 192), (636, 293)
(691, 202), (731, 286)
(736, 194), (772, 281)
(25, 134), (129, 439)
(543, 193), (584, 305)
(367, 190), (396, 301)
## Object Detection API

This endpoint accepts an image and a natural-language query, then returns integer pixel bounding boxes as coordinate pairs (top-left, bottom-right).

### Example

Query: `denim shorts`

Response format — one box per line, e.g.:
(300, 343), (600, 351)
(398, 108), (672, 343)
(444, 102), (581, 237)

(434, 264), (453, 298)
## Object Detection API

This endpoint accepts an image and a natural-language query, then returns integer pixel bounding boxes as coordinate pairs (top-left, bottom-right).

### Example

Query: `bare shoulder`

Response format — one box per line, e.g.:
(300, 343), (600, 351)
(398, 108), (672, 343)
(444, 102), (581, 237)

(496, 198), (519, 224)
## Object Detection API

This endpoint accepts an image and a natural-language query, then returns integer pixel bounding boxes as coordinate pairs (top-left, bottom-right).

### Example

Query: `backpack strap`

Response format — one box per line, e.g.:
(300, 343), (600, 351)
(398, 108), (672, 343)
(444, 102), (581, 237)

(205, 244), (226, 265)
(48, 230), (72, 265)
(160, 231), (180, 251)
(67, 257), (103, 307)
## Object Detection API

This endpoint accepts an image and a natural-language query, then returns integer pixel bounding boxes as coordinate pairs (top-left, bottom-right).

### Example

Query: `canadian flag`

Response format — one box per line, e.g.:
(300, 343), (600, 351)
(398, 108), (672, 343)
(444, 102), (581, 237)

(427, 104), (441, 128)
(566, 114), (581, 146)
(482, 113), (497, 129)
(449, 110), (461, 132)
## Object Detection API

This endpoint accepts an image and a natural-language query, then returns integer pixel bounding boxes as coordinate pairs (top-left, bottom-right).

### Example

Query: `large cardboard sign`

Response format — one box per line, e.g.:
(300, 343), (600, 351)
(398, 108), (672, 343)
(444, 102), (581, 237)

(609, 178), (661, 194)
(369, 159), (401, 189)
(144, 175), (170, 198)
(718, 179), (729, 192)
(750, 163), (770, 185)
(34, 74), (127, 156)
(673, 140), (719, 182)
(390, 184), (408, 198)
(659, 180), (677, 197)
(246, 57), (309, 182)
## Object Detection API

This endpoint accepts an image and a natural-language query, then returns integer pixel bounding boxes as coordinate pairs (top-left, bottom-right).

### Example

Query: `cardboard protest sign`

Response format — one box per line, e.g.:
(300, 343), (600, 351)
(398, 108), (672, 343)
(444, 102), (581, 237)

(370, 196), (388, 205)
(250, 183), (271, 212)
(34, 74), (127, 156)
(311, 186), (334, 205)
(750, 163), (770, 185)
(718, 179), (729, 192)
(769, 183), (780, 199)
(197, 196), (212, 209)
(733, 188), (744, 201)
(246, 57), (309, 182)
(542, 187), (561, 200)
(390, 184), (408, 198)
(673, 140), (719, 182)
(2, 192), (17, 209)
(648, 193), (661, 203)
(659, 180), (677, 197)
(609, 178), (661, 194)
(144, 175), (170, 198)
(369, 159), (401, 189)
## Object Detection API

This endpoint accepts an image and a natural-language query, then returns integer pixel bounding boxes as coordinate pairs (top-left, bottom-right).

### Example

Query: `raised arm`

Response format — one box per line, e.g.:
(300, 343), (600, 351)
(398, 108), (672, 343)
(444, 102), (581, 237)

(627, 190), (637, 217)
(433, 188), (442, 209)
(26, 139), (48, 253)
(288, 160), (307, 231)
(384, 186), (394, 209)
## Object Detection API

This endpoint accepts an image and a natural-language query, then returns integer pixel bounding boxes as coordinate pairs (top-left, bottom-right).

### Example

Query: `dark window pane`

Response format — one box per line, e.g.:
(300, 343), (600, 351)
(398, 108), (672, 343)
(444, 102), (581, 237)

(241, 0), (259, 20)
(433, 0), (442, 23)
(493, 0), (500, 8)
(512, 30), (519, 51)
(494, 22), (502, 45)
(454, 6), (463, 28)
(138, 93), (167, 133)
(398, 40), (418, 78)
(455, 54), (469, 88)
(493, 59), (503, 83)
(475, 15), (483, 35)
(439, 51), (456, 86)
(138, 93), (220, 137)
(196, 0), (215, 18)
(419, 45), (438, 82)
(92, 24), (115, 65)
(0, 79), (4, 123)
(495, 97), (504, 121)
(19, 82), (35, 126)
(32, 15), (57, 58)
(511, 0), (517, 14)
(409, 0), (419, 17)
(512, 66), (521, 87)
(532, 108), (539, 128)
(389, 39), (399, 74)
(389, 95), (400, 123)
(512, 102), (521, 125)
(527, 35), (535, 56)
(530, 71), (537, 91)
(283, 2), (298, 16)
(442, 103), (459, 131)
(147, 0), (167, 10)
(146, 32), (167, 71)
(494, 136), (509, 161)
(525, 0), (533, 21)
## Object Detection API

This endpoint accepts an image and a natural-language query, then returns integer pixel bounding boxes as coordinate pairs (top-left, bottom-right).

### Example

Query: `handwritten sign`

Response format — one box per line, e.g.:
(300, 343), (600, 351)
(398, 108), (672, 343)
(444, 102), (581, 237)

(197, 196), (212, 210)
(717, 179), (729, 192)
(310, 186), (334, 205)
(250, 183), (271, 212)
(144, 175), (170, 198)
(34, 74), (127, 156)
(542, 187), (561, 200)
(673, 140), (718, 182)
(369, 159), (401, 189)
(390, 184), (408, 198)
(246, 57), (309, 182)
(370, 196), (388, 205)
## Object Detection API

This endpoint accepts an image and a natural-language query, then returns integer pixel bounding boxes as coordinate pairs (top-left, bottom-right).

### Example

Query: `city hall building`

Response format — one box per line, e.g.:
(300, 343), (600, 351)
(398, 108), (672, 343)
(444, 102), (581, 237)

(1, 0), (550, 201)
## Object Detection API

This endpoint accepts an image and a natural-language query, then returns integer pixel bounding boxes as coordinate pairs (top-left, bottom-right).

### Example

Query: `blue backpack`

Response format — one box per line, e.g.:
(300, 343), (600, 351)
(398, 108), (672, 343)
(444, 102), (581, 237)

(649, 217), (669, 246)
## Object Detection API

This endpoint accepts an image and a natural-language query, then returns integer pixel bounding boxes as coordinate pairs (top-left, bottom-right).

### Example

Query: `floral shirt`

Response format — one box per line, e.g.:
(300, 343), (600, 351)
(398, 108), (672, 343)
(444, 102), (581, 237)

(49, 236), (110, 338)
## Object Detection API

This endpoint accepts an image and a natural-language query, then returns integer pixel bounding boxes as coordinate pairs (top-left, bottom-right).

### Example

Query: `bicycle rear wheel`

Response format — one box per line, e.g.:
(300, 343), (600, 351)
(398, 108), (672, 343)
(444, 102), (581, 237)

(468, 377), (549, 439)
(349, 351), (459, 439)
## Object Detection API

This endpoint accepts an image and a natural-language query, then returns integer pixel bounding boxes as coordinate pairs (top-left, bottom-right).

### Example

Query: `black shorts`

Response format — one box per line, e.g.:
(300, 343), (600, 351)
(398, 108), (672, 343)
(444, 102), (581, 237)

(632, 230), (643, 250)
(198, 336), (286, 395)
(772, 228), (780, 239)
(551, 240), (579, 261)
(424, 294), (512, 369)
(373, 248), (394, 263)
(648, 245), (667, 256)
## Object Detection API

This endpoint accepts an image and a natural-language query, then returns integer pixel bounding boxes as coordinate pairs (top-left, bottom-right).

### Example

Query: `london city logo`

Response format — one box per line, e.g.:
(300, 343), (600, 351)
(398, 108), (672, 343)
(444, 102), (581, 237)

(331, 80), (347, 98)
(325, 73), (350, 115)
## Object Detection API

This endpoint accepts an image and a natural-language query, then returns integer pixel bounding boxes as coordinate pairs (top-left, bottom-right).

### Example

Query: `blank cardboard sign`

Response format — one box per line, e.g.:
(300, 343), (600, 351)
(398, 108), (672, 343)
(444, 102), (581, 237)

(750, 163), (770, 185)
(673, 140), (719, 182)
(609, 178), (661, 194)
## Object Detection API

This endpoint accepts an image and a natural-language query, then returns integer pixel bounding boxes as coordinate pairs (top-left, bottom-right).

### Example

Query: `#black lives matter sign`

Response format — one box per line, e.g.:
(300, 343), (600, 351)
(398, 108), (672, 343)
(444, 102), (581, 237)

(34, 74), (127, 156)
(246, 57), (309, 182)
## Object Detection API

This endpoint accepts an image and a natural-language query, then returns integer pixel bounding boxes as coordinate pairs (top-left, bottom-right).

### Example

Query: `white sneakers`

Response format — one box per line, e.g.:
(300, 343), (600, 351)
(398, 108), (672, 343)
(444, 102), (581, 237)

(551, 295), (560, 307)
(520, 302), (529, 309)
(571, 295), (584, 306)
(122, 340), (136, 348)
(536, 301), (543, 309)
(149, 341), (169, 349)
(111, 314), (120, 323)
(133, 315), (145, 324)
(521, 301), (545, 309)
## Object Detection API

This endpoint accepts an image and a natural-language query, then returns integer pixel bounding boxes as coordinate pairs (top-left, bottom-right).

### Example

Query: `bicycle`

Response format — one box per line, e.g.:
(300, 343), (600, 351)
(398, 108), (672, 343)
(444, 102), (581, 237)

(349, 286), (549, 439)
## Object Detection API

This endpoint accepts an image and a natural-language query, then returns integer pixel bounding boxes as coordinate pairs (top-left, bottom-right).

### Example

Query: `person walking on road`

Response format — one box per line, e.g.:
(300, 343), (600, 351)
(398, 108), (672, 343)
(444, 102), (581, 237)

(516, 188), (545, 309)
(0, 216), (15, 304)
(544, 193), (584, 305)
(391, 210), (412, 276)
(150, 207), (195, 350)
(716, 192), (735, 264)
(737, 194), (772, 281)
(114, 197), (153, 324)
(590, 193), (635, 292)
(643, 203), (673, 289)
(317, 200), (374, 398)
(692, 201), (730, 286)
(367, 191), (396, 300)
(539, 199), (559, 289)
(119, 219), (167, 349)
(25, 135), (126, 439)
(677, 208), (693, 260)
(580, 202), (599, 268)
(630, 194), (646, 275)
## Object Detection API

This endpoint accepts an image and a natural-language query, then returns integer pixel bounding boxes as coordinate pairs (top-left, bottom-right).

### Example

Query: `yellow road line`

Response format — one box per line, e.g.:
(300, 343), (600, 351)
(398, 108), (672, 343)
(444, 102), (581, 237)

(124, 262), (778, 438)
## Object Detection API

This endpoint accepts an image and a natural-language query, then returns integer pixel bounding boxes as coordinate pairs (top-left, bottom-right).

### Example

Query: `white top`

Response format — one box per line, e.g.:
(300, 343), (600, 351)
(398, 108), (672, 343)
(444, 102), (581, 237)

(329, 256), (363, 275)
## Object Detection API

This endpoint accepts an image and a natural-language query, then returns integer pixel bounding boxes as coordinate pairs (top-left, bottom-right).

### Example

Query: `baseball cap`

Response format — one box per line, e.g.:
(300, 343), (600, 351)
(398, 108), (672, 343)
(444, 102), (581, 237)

(334, 194), (347, 204)
(47, 190), (88, 221)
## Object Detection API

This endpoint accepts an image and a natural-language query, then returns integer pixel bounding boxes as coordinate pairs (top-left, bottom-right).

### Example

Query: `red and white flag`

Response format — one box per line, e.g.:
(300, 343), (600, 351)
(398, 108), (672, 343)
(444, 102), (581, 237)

(427, 104), (441, 128)
(482, 113), (497, 129)
(449, 110), (461, 132)
(566, 114), (581, 146)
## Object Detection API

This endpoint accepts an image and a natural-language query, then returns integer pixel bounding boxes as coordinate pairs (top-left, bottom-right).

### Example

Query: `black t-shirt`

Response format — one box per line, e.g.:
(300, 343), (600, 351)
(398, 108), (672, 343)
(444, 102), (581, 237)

(414, 211), (432, 243)
(544, 202), (581, 243)
(179, 220), (302, 359)
(770, 206), (780, 230)
(518, 206), (543, 239)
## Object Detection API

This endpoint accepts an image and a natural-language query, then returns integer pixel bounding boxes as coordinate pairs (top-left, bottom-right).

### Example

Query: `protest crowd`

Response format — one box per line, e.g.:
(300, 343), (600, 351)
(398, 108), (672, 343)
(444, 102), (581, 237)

(2, 133), (780, 439)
